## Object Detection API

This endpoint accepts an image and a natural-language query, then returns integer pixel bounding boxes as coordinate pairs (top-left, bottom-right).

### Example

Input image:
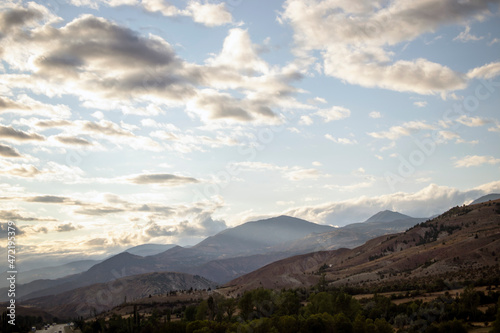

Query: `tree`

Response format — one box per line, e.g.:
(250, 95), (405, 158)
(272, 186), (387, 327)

(491, 299), (500, 333)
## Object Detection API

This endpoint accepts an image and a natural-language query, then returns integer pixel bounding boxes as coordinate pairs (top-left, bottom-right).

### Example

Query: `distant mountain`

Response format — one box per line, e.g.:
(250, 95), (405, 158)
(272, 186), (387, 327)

(224, 199), (500, 293)
(471, 193), (500, 205)
(1, 252), (153, 302)
(6, 216), (335, 302)
(364, 210), (411, 223)
(0, 259), (100, 285)
(124, 243), (177, 256)
(23, 271), (217, 318)
(193, 215), (335, 256)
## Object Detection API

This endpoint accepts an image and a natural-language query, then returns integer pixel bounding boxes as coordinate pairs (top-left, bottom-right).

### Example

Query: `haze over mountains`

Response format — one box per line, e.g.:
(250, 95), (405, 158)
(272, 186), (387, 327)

(0, 210), (426, 302)
(4, 194), (499, 318)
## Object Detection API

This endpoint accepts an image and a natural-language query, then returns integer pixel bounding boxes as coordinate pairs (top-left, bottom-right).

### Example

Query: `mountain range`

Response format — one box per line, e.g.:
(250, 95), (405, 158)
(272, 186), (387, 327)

(223, 198), (500, 294)
(0, 210), (425, 303)
(7, 196), (498, 318)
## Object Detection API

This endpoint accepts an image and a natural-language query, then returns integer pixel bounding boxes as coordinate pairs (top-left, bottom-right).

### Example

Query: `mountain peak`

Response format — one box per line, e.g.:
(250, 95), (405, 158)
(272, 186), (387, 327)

(364, 210), (411, 223)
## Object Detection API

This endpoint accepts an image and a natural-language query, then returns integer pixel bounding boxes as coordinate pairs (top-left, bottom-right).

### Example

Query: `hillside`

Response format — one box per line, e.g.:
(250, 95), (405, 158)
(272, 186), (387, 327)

(22, 271), (217, 318)
(224, 199), (500, 294)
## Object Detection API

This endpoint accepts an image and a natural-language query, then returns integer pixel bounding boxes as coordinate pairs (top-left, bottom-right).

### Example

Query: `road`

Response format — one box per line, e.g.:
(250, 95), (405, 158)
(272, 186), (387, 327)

(36, 324), (68, 333)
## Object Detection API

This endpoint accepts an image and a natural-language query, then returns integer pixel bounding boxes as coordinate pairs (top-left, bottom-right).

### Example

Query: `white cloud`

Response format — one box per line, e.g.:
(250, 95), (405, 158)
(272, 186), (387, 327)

(299, 115), (313, 125)
(0, 95), (71, 118)
(456, 115), (490, 127)
(325, 134), (357, 145)
(413, 101), (428, 108)
(284, 181), (500, 226)
(454, 155), (500, 168)
(315, 106), (351, 122)
(279, 0), (498, 94)
(186, 1), (233, 27)
(467, 62), (500, 79)
(369, 111), (381, 119)
(368, 121), (435, 140)
(453, 25), (484, 42)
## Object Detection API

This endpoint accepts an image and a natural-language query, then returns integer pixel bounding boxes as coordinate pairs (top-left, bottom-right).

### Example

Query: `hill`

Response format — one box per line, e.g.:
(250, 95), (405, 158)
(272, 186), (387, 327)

(22, 271), (217, 318)
(224, 199), (500, 294)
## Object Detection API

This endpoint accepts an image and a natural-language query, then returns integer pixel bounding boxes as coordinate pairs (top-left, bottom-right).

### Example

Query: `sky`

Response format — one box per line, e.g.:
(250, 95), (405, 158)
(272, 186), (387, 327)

(0, 0), (500, 268)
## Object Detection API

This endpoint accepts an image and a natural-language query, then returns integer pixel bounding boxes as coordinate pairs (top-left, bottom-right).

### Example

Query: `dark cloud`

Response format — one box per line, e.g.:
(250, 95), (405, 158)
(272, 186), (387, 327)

(56, 223), (81, 232)
(55, 135), (92, 146)
(33, 14), (178, 78)
(0, 222), (25, 236)
(0, 144), (22, 158)
(35, 120), (73, 128)
(0, 125), (45, 141)
(129, 173), (199, 186)
(85, 238), (107, 246)
(27, 195), (70, 203)
(74, 207), (125, 216)
(0, 97), (25, 110)
(0, 210), (57, 222)
(0, 5), (44, 33)
(1, 164), (41, 178)
(81, 120), (133, 137)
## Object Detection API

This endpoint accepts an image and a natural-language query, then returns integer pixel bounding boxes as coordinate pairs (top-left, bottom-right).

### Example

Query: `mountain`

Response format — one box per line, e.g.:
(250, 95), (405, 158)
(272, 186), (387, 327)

(224, 199), (500, 293)
(0, 259), (100, 285)
(124, 243), (177, 256)
(1, 252), (153, 301)
(364, 210), (411, 223)
(192, 215), (335, 256)
(471, 193), (500, 205)
(3, 216), (333, 302)
(270, 211), (427, 254)
(22, 271), (217, 318)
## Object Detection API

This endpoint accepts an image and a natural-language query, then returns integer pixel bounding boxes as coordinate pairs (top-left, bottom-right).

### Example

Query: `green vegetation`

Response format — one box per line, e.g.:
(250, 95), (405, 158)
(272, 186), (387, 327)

(64, 281), (500, 333)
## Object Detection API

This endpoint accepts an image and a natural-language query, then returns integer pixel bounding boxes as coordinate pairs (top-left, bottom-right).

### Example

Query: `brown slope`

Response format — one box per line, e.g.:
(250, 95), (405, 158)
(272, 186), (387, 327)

(224, 199), (500, 294)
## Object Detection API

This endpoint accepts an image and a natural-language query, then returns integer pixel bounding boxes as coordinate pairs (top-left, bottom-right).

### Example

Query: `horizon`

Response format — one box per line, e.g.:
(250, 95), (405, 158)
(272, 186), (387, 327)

(0, 0), (499, 264)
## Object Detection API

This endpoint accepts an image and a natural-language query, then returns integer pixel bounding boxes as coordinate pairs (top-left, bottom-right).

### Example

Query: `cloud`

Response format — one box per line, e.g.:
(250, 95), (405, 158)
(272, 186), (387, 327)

(56, 223), (82, 232)
(325, 135), (357, 145)
(368, 121), (436, 140)
(141, 0), (233, 27)
(0, 209), (56, 222)
(454, 155), (500, 168)
(0, 125), (45, 142)
(456, 115), (490, 127)
(369, 111), (381, 119)
(315, 106), (350, 122)
(26, 195), (72, 204)
(0, 222), (25, 236)
(0, 144), (22, 158)
(233, 161), (329, 181)
(0, 161), (41, 178)
(279, 0), (497, 94)
(467, 62), (500, 79)
(284, 181), (500, 226)
(413, 101), (428, 108)
(186, 1), (233, 27)
(1, 7), (304, 125)
(0, 95), (71, 118)
(299, 115), (313, 126)
(54, 135), (92, 146)
(454, 25), (484, 42)
(127, 173), (199, 186)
